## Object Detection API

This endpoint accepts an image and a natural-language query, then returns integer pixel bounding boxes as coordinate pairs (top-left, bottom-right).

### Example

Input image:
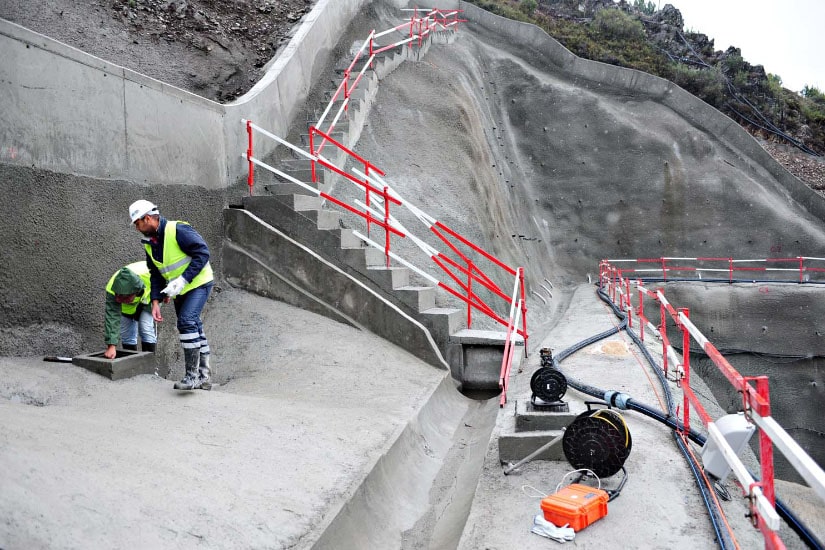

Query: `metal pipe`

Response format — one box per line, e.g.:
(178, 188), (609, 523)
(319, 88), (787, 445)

(503, 432), (564, 475)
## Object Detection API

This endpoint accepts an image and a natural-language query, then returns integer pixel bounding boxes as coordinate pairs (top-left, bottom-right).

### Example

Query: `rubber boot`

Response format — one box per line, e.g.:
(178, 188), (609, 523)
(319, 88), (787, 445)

(141, 342), (157, 353)
(122, 343), (138, 351)
(173, 348), (202, 390)
(198, 353), (212, 391)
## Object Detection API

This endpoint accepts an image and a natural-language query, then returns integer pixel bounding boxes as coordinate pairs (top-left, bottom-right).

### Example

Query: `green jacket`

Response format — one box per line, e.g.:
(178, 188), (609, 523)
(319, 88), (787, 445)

(104, 262), (151, 345)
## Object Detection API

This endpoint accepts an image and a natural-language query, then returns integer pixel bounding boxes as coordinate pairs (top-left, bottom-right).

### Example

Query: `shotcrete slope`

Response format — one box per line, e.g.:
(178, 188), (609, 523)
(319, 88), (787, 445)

(355, 18), (825, 286)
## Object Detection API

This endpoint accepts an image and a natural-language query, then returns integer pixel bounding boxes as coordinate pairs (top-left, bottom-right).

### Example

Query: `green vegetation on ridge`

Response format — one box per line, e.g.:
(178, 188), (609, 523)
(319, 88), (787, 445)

(464, 0), (825, 156)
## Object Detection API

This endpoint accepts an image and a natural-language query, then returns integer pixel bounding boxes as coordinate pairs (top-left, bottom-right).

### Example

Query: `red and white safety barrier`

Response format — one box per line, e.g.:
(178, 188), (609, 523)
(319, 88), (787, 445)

(313, 8), (464, 159)
(600, 260), (825, 549)
(606, 256), (825, 283)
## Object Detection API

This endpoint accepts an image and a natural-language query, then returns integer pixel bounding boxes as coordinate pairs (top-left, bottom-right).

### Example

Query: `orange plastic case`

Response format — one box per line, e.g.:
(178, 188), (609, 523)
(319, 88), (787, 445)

(540, 483), (609, 532)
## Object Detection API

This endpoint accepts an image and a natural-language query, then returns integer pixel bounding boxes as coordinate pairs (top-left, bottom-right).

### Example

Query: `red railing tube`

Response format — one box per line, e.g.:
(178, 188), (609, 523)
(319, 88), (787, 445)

(384, 186), (391, 268)
(680, 308), (691, 432)
(754, 376), (776, 507)
(246, 120), (254, 195)
(519, 268), (528, 354)
(309, 128), (317, 184)
(466, 260), (473, 328)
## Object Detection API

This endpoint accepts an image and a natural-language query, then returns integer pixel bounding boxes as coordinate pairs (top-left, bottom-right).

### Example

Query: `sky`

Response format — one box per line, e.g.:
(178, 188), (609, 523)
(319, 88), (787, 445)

(664, 0), (824, 94)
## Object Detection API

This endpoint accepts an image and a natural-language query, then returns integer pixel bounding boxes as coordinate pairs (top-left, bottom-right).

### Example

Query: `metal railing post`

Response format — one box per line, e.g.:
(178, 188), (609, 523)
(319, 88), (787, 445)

(383, 185), (391, 268)
(754, 376), (776, 507)
(246, 119), (254, 195)
(309, 128), (317, 183)
(679, 307), (691, 432)
(519, 267), (528, 356)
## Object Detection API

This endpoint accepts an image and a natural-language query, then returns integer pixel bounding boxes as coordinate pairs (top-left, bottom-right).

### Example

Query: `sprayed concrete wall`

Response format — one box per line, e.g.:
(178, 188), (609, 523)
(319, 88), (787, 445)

(0, 0), (374, 188)
(0, 0), (380, 361)
(650, 282), (825, 481)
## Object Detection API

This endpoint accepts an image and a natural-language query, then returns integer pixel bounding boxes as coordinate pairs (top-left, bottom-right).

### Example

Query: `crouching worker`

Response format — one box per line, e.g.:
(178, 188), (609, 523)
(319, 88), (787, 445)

(103, 262), (157, 359)
(128, 199), (214, 391)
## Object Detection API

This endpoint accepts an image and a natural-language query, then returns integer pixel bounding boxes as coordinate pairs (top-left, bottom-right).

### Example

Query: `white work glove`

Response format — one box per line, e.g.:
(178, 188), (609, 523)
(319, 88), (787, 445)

(161, 276), (187, 298)
(530, 514), (575, 543)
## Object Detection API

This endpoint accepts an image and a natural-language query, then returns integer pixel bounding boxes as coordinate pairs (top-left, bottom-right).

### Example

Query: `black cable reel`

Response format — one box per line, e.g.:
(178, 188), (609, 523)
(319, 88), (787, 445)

(530, 367), (568, 403)
(562, 403), (633, 478)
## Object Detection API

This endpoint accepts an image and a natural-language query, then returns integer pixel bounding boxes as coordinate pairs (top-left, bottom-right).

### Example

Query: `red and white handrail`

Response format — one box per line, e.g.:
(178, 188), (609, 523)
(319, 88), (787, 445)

(600, 260), (825, 549)
(242, 118), (528, 353)
(313, 8), (464, 159)
(606, 256), (825, 283)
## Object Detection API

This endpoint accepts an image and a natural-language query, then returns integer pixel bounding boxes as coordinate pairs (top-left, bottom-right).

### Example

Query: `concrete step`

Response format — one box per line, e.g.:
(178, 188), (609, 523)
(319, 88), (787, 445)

(271, 193), (322, 212)
(366, 266), (410, 289)
(300, 130), (346, 148)
(397, 285), (436, 312)
(421, 307), (465, 340)
(264, 182), (317, 197)
(339, 227), (366, 249)
(341, 246), (386, 268)
(301, 208), (342, 230)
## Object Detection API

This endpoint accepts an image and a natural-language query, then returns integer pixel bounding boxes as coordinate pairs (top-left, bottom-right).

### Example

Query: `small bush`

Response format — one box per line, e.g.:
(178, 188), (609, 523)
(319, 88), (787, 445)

(520, 0), (538, 16)
(592, 9), (645, 41)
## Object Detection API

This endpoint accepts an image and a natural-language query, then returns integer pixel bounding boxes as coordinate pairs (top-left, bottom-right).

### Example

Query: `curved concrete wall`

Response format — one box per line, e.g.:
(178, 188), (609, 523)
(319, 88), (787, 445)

(0, 0), (370, 189)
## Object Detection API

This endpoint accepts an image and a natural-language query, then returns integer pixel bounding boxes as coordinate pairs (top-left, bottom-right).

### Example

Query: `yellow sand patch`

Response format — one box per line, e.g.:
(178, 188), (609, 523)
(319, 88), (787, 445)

(600, 340), (629, 356)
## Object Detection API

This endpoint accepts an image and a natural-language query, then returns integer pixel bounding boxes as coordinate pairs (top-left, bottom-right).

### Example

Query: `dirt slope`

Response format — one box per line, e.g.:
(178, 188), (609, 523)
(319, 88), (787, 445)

(0, 0), (315, 102)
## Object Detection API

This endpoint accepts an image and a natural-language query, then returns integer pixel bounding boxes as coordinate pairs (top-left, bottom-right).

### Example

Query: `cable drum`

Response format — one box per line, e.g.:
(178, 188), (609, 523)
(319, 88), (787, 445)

(562, 408), (632, 478)
(530, 367), (567, 402)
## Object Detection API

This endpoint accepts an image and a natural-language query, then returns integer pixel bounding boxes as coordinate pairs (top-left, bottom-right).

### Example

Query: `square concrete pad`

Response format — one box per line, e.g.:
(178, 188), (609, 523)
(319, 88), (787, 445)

(72, 350), (156, 381)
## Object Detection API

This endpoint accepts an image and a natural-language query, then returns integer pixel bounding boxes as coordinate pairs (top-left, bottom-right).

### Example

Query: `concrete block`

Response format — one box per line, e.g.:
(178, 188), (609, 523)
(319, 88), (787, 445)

(72, 350), (157, 381)
(514, 399), (583, 432)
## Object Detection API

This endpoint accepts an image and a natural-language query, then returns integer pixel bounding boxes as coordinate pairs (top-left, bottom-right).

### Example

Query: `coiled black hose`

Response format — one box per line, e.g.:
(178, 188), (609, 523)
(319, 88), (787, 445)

(547, 285), (822, 549)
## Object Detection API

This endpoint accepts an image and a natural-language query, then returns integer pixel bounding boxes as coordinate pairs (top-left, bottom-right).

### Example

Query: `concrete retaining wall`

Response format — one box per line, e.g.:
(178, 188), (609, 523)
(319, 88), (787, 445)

(0, 0), (370, 189)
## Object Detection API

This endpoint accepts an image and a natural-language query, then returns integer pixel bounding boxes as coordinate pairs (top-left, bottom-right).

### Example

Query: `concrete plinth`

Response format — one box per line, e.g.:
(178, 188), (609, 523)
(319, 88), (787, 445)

(72, 350), (157, 381)
(514, 398), (583, 432)
(447, 329), (524, 390)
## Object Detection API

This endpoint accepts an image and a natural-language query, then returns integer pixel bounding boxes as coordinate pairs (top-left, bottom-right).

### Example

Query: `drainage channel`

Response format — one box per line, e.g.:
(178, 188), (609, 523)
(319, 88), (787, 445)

(310, 376), (499, 549)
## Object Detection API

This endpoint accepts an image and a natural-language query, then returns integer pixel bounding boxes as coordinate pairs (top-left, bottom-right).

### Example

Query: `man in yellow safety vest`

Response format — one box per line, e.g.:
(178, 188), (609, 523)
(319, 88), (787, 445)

(103, 262), (157, 359)
(128, 199), (215, 391)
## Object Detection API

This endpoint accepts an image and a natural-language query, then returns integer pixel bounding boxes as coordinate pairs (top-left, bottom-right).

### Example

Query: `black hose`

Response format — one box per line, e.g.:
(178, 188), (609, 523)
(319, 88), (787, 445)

(547, 284), (823, 549)
(673, 430), (732, 549)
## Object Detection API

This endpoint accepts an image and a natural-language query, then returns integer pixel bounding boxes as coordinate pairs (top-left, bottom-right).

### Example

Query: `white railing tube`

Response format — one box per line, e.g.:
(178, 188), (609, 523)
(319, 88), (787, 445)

(750, 411), (825, 504)
(246, 156), (319, 196)
(245, 120), (316, 162)
(352, 230), (439, 285)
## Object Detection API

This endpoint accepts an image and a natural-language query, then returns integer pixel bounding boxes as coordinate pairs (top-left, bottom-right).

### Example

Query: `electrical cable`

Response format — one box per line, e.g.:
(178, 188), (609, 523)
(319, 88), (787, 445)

(545, 283), (823, 549)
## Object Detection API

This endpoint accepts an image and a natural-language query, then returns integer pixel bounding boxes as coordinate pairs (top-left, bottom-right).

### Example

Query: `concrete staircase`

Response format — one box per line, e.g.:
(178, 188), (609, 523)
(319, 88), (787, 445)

(225, 29), (518, 388)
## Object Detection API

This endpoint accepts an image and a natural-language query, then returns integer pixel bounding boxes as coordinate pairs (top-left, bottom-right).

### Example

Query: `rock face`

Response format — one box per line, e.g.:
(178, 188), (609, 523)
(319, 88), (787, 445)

(651, 3), (683, 27)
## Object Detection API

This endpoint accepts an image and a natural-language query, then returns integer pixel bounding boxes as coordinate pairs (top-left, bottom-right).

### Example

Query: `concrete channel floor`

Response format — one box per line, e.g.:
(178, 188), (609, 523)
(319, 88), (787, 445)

(1, 288), (821, 549)
(0, 288), (459, 549)
(459, 283), (822, 550)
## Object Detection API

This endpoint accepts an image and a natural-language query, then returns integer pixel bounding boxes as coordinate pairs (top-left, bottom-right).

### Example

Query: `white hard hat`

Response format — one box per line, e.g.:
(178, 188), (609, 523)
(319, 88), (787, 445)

(128, 199), (159, 224)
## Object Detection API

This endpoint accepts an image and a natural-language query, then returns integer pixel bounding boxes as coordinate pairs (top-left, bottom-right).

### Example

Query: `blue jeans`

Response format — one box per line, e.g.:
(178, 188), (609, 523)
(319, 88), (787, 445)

(173, 282), (213, 354)
(120, 308), (157, 345)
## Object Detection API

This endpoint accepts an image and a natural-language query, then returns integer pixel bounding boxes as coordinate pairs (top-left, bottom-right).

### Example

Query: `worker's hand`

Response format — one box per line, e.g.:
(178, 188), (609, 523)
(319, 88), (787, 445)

(161, 276), (187, 298)
(104, 344), (117, 359)
(152, 301), (164, 323)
